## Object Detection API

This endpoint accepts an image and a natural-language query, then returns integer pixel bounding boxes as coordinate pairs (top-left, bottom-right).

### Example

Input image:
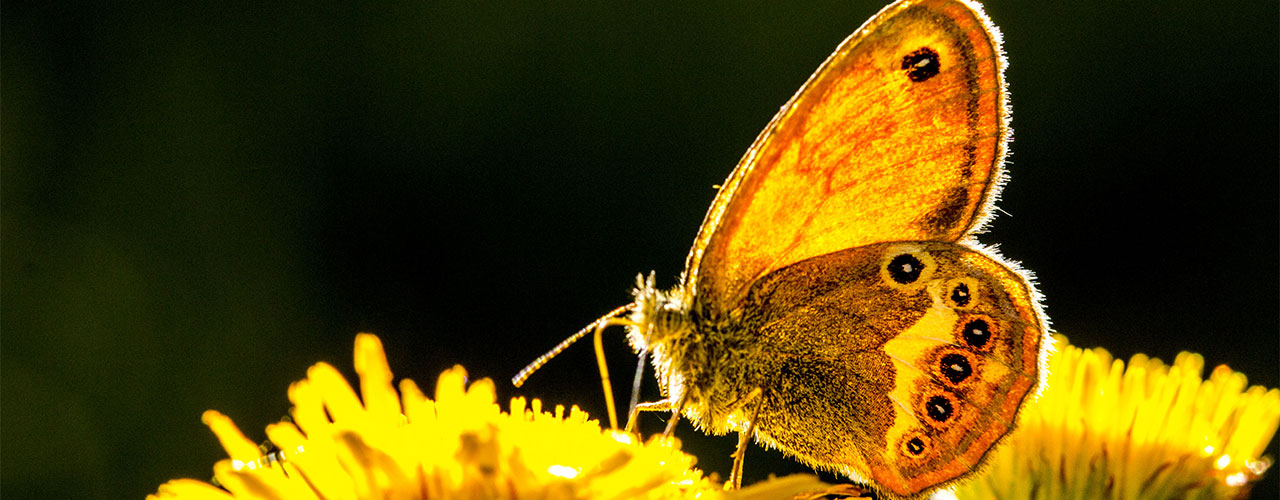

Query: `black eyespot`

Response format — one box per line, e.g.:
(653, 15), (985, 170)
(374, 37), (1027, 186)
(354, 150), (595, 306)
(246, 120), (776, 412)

(925, 395), (953, 422)
(902, 47), (941, 82)
(940, 353), (972, 384)
(950, 283), (971, 307)
(888, 254), (924, 284)
(963, 319), (991, 348)
(906, 437), (926, 455)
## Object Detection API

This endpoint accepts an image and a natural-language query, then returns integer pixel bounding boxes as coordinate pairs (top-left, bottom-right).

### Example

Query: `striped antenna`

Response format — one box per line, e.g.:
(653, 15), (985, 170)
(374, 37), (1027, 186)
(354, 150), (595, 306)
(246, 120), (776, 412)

(511, 303), (635, 388)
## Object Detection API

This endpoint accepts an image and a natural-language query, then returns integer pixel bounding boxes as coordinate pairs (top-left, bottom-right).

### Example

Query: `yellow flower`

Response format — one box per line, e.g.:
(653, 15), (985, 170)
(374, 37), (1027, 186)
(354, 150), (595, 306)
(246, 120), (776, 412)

(953, 335), (1280, 500)
(147, 334), (719, 500)
(146, 334), (850, 500)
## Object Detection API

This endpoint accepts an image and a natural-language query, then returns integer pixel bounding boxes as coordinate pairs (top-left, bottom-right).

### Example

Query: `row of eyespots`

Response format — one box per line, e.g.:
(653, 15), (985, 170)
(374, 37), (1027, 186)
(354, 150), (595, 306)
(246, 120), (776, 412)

(883, 249), (945, 461)
(902, 293), (1002, 458)
(887, 249), (992, 461)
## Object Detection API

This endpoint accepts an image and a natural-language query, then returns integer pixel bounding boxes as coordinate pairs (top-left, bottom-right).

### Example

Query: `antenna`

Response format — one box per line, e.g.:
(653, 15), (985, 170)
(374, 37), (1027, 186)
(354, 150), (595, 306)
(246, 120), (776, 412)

(511, 303), (637, 428)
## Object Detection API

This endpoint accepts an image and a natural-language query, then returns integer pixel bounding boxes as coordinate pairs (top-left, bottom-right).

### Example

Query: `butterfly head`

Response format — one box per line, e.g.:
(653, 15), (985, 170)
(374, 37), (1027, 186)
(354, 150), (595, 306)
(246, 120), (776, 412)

(625, 273), (701, 401)
(627, 273), (694, 348)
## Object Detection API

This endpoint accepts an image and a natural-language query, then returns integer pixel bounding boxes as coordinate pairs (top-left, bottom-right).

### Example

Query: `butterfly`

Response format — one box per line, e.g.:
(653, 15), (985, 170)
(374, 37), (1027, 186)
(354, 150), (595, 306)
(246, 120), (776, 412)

(515, 0), (1048, 497)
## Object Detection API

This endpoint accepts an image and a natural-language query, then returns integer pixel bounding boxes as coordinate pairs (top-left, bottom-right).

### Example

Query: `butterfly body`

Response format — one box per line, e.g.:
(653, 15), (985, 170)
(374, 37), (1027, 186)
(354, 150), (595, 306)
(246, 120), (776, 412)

(631, 239), (1044, 497)
(573, 0), (1046, 498)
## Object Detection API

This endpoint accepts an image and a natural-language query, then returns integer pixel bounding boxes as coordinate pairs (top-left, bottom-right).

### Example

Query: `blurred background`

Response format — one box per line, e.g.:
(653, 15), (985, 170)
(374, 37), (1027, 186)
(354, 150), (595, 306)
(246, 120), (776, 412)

(3, 1), (1276, 498)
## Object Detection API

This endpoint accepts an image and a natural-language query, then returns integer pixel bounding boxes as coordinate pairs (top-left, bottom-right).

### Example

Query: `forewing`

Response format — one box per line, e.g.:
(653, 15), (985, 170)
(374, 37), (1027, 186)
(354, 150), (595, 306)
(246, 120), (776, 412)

(687, 0), (1009, 315)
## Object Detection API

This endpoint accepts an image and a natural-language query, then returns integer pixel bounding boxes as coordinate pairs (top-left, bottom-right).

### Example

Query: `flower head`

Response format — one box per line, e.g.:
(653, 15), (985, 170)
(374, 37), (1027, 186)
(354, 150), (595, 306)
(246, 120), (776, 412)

(953, 335), (1280, 500)
(147, 334), (722, 500)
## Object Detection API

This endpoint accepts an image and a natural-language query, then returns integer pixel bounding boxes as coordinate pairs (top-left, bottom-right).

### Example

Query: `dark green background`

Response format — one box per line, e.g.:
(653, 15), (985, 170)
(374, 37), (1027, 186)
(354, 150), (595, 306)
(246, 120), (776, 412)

(3, 1), (1277, 499)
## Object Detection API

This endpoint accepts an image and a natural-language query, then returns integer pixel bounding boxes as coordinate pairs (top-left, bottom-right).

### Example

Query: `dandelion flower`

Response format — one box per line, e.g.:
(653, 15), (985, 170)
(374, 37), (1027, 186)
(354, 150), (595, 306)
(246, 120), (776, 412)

(953, 335), (1280, 500)
(146, 334), (850, 500)
(145, 334), (720, 499)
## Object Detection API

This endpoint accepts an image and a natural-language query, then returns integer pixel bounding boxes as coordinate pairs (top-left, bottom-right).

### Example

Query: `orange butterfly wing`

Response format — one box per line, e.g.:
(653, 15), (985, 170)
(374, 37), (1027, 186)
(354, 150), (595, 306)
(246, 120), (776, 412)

(685, 0), (1008, 316)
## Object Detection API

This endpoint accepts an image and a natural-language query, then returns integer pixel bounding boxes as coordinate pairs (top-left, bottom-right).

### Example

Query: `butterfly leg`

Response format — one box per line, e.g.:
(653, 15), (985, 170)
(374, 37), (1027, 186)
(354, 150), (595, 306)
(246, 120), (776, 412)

(592, 318), (620, 429)
(663, 392), (689, 436)
(624, 391), (689, 436)
(591, 315), (642, 430)
(627, 391), (690, 436)
(728, 396), (765, 489)
(623, 346), (651, 433)
(625, 397), (670, 433)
